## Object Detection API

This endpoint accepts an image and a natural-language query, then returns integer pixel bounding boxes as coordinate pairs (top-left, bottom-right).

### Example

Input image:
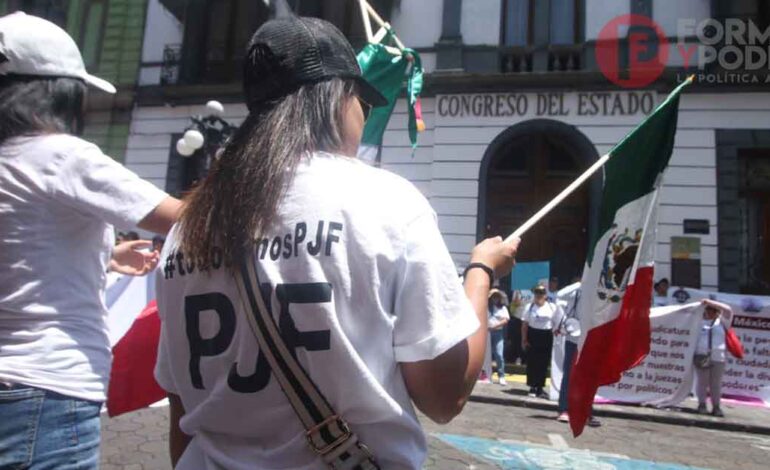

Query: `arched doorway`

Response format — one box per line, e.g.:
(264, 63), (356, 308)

(477, 120), (601, 290)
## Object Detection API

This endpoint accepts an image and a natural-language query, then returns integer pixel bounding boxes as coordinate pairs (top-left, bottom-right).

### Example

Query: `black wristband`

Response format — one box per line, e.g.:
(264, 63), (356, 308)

(463, 262), (494, 286)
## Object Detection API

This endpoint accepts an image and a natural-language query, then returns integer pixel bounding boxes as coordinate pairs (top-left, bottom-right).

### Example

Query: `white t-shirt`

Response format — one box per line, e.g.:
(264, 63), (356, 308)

(154, 153), (479, 470)
(488, 305), (510, 330)
(0, 134), (167, 402)
(561, 290), (582, 344)
(653, 295), (670, 307)
(695, 316), (731, 363)
(522, 301), (564, 331)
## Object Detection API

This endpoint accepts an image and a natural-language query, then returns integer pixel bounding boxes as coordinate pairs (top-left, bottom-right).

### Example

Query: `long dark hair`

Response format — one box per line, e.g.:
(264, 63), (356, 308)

(0, 75), (86, 145)
(178, 77), (356, 271)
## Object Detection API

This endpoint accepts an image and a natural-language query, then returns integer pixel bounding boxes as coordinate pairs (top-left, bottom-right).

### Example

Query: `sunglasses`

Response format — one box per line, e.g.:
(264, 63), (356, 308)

(358, 97), (372, 121)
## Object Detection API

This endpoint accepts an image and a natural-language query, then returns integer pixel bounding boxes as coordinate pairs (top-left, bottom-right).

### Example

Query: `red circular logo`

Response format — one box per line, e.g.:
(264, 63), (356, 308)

(596, 14), (669, 88)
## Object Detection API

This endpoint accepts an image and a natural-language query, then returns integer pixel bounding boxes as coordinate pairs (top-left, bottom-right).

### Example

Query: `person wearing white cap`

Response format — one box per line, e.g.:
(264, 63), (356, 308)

(0, 12), (181, 468)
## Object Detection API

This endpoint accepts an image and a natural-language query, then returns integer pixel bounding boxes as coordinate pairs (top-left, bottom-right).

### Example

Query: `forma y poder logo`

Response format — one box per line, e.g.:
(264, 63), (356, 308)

(598, 14), (770, 88)
(597, 14), (669, 89)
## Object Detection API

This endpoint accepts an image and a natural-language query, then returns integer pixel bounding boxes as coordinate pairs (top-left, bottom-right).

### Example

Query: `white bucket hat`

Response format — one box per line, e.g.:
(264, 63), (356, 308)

(0, 11), (115, 93)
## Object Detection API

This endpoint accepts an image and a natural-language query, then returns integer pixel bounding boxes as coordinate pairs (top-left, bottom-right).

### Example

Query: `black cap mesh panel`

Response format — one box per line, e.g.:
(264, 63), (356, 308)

(243, 16), (381, 110)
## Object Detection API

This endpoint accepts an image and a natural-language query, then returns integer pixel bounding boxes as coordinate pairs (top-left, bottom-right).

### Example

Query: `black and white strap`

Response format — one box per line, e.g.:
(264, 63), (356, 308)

(234, 258), (380, 470)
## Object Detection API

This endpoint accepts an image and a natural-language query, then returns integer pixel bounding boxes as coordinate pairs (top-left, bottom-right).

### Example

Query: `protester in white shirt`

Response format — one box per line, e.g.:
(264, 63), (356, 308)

(693, 298), (734, 417)
(0, 13), (180, 469)
(487, 289), (510, 385)
(653, 278), (670, 307)
(522, 284), (564, 398)
(154, 16), (519, 470)
(554, 285), (600, 427)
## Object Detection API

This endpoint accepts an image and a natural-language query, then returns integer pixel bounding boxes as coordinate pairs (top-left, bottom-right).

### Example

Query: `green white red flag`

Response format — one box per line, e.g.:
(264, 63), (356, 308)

(568, 78), (693, 436)
(356, 42), (424, 164)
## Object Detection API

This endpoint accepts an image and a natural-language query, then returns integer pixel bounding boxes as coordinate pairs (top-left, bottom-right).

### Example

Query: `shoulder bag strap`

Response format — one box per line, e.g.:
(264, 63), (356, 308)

(233, 258), (379, 470)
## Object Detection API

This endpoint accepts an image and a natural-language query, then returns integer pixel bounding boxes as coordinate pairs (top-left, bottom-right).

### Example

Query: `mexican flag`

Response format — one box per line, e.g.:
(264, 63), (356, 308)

(356, 42), (423, 164)
(568, 78), (692, 437)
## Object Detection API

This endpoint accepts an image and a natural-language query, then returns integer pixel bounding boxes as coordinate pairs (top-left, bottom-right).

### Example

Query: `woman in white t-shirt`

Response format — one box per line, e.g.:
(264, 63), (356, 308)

(487, 290), (510, 385)
(154, 16), (519, 470)
(521, 284), (564, 398)
(0, 13), (180, 469)
(693, 298), (734, 417)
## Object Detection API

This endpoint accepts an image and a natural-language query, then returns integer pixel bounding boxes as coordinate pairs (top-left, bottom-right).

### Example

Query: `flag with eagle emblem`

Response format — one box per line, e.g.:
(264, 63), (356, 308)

(568, 78), (693, 437)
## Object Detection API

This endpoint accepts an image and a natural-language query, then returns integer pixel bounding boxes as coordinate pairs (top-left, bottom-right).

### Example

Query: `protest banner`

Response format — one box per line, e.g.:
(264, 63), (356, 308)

(551, 287), (770, 407)
(667, 288), (770, 405)
(596, 303), (700, 406)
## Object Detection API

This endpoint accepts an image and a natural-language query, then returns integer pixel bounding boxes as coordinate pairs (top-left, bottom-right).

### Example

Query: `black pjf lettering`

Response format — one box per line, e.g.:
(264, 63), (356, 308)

(325, 222), (343, 256)
(269, 236), (282, 261)
(163, 254), (175, 279)
(283, 233), (292, 259)
(293, 223), (306, 257)
(228, 350), (270, 393)
(175, 251), (186, 276)
(227, 283), (273, 393)
(185, 293), (236, 389)
(276, 283), (332, 360)
(307, 221), (324, 256)
(256, 238), (269, 259)
(185, 257), (195, 275)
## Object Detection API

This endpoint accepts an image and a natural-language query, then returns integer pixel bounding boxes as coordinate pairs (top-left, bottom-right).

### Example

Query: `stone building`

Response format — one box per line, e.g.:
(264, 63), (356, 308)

(127, 0), (770, 294)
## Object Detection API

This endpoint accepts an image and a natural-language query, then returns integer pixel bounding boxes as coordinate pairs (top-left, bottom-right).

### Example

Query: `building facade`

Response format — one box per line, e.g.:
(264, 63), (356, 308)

(1, 0), (150, 162)
(128, 0), (770, 294)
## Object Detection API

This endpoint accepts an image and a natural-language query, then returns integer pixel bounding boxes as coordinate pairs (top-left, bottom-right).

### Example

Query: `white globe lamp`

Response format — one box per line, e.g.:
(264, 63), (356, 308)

(183, 129), (205, 150)
(176, 138), (195, 157)
(205, 100), (225, 116)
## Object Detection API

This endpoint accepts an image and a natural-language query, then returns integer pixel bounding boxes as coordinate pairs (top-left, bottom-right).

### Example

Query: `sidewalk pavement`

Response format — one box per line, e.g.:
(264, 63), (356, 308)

(470, 375), (770, 436)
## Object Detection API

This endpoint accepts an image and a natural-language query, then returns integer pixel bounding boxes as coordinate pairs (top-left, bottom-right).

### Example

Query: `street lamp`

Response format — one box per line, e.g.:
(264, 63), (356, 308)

(175, 100), (237, 193)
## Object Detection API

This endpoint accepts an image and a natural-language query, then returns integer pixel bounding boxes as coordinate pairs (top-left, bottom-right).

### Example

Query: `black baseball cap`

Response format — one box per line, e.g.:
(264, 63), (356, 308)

(243, 16), (387, 111)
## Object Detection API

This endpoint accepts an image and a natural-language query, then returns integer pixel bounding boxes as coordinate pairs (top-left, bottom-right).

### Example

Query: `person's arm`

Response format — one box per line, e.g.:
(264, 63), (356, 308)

(109, 240), (160, 275)
(138, 196), (183, 235)
(400, 236), (518, 424)
(494, 317), (510, 330)
(168, 393), (191, 468)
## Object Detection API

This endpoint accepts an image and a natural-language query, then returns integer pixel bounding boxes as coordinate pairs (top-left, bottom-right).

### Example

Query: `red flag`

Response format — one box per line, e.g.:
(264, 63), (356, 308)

(107, 300), (166, 417)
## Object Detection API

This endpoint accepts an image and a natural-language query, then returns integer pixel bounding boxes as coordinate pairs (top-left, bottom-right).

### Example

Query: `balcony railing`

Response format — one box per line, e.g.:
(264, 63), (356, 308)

(500, 44), (583, 74)
(500, 46), (534, 73)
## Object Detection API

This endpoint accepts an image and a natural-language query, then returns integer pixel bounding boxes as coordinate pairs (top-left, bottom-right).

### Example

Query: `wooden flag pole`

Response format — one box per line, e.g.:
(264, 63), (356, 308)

(505, 152), (610, 243)
(357, 0), (374, 42)
(358, 0), (406, 55)
(505, 74), (695, 244)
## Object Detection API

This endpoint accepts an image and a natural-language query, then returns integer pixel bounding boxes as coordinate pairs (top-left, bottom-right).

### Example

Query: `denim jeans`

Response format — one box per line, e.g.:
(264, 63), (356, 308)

(490, 329), (506, 377)
(0, 384), (101, 469)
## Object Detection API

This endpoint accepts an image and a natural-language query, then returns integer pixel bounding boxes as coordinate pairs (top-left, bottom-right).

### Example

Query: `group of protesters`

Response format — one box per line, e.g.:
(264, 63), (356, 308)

(0, 11), (522, 470)
(480, 275), (735, 429)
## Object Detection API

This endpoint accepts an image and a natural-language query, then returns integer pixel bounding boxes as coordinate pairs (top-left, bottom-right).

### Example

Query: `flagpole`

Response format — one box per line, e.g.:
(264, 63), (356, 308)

(505, 75), (695, 244)
(357, 0), (374, 43)
(505, 152), (610, 243)
(358, 0), (407, 55)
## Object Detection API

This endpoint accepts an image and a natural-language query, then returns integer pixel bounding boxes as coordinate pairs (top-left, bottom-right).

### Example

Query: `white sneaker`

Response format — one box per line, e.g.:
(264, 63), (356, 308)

(498, 376), (507, 386)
